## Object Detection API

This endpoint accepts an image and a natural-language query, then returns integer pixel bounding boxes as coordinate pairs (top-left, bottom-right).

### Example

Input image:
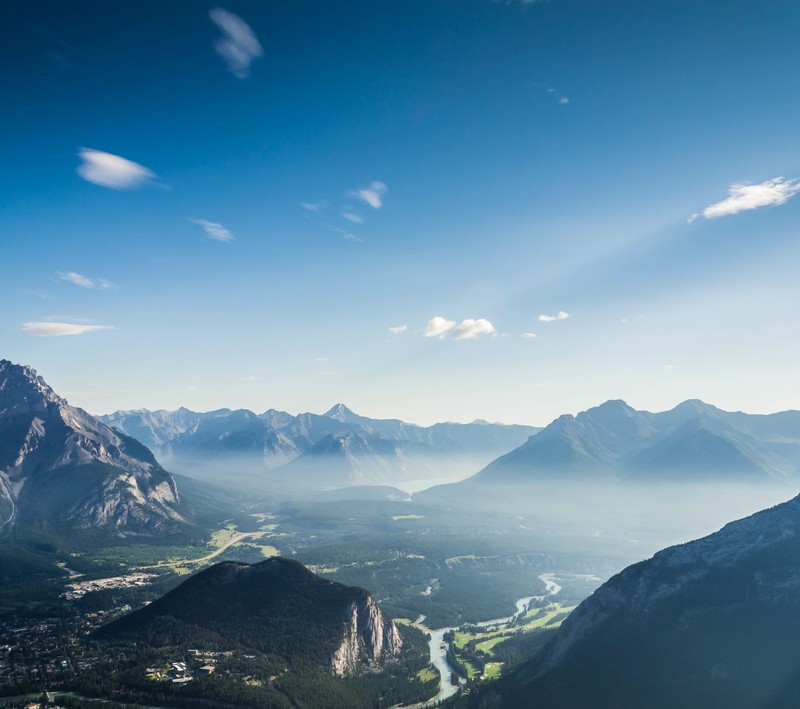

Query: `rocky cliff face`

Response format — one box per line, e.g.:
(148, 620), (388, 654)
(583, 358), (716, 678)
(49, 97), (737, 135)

(331, 595), (403, 676)
(0, 360), (183, 535)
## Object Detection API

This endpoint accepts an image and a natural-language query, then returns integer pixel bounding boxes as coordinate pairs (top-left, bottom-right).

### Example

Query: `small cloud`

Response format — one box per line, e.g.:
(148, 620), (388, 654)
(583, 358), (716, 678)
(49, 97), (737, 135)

(190, 218), (234, 242)
(423, 316), (457, 338)
(209, 8), (263, 79)
(58, 271), (114, 290)
(240, 375), (260, 381)
(318, 370), (335, 376)
(22, 321), (113, 337)
(536, 82), (570, 105)
(538, 311), (570, 322)
(349, 181), (387, 209)
(314, 357), (329, 362)
(76, 148), (155, 190)
(334, 228), (363, 242)
(690, 177), (800, 222)
(341, 211), (364, 224)
(301, 201), (328, 213)
(187, 384), (198, 391)
(453, 319), (496, 340)
(389, 325), (408, 334)
(521, 332), (537, 338)
(664, 365), (675, 369)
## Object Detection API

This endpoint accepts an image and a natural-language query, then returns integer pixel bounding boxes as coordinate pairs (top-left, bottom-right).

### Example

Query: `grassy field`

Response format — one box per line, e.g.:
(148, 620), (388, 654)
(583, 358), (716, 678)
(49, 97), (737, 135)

(451, 601), (576, 682)
(416, 666), (438, 682)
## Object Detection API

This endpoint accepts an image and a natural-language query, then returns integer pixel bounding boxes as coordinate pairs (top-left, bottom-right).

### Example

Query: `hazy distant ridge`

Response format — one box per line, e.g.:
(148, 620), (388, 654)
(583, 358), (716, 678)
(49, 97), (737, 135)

(471, 398), (800, 484)
(101, 403), (540, 486)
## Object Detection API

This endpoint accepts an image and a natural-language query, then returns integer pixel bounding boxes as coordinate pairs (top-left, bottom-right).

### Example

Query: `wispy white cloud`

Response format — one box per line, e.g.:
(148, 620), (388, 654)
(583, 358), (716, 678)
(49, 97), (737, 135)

(240, 375), (260, 381)
(538, 311), (570, 322)
(22, 321), (114, 337)
(301, 200), (327, 213)
(453, 318), (497, 340)
(558, 96), (570, 104)
(314, 357), (329, 362)
(209, 8), (263, 79)
(389, 325), (408, 334)
(521, 332), (537, 338)
(76, 148), (155, 190)
(341, 211), (364, 224)
(689, 177), (800, 222)
(423, 316), (457, 338)
(58, 271), (114, 290)
(190, 218), (234, 242)
(349, 181), (387, 209)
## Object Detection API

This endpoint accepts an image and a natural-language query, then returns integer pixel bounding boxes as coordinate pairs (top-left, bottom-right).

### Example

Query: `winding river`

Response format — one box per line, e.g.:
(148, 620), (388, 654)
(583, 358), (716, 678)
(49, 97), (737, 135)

(408, 572), (562, 708)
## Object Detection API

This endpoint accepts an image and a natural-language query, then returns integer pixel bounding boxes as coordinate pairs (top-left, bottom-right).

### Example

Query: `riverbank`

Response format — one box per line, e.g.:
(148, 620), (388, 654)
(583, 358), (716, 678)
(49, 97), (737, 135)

(407, 572), (563, 708)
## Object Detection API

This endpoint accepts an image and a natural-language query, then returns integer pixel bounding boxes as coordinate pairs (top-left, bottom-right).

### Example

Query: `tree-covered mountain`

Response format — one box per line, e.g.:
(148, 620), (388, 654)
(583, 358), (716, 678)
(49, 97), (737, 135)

(0, 359), (185, 537)
(91, 558), (436, 708)
(100, 557), (402, 675)
(101, 403), (539, 486)
(486, 493), (800, 709)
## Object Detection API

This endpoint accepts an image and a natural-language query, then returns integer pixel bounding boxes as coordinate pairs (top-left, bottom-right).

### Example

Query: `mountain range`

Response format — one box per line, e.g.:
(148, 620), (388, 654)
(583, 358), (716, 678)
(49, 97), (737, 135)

(0, 359), (186, 537)
(491, 491), (800, 709)
(457, 398), (800, 486)
(101, 403), (540, 487)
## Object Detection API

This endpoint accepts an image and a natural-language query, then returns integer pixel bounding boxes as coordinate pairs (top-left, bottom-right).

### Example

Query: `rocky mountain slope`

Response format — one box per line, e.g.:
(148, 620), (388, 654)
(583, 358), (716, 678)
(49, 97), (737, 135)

(0, 359), (184, 536)
(100, 557), (403, 676)
(491, 493), (800, 708)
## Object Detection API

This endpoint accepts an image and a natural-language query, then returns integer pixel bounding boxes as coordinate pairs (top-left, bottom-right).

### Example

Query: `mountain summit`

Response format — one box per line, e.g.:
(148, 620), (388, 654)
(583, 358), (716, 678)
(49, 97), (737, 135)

(0, 359), (183, 536)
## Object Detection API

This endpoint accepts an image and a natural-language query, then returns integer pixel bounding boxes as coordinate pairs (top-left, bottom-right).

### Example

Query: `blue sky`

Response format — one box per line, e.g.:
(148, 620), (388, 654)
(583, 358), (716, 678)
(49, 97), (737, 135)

(2, 0), (800, 425)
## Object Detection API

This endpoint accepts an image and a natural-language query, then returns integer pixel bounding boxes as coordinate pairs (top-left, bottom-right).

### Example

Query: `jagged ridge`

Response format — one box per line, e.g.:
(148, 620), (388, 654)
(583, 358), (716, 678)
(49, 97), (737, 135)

(0, 359), (183, 535)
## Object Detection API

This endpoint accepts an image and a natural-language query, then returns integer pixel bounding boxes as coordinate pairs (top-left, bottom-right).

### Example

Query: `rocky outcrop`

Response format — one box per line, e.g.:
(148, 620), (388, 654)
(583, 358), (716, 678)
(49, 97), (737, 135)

(0, 359), (183, 535)
(331, 595), (403, 676)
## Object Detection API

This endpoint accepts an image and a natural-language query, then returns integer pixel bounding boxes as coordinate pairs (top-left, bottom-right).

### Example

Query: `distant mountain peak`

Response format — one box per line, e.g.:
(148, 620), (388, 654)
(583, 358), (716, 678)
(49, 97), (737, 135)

(668, 398), (721, 416)
(324, 403), (359, 422)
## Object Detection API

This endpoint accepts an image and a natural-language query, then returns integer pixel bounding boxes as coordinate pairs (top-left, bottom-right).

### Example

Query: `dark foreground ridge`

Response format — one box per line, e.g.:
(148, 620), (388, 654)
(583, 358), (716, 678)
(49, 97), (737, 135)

(488, 492), (800, 709)
(99, 556), (403, 676)
(87, 557), (437, 708)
